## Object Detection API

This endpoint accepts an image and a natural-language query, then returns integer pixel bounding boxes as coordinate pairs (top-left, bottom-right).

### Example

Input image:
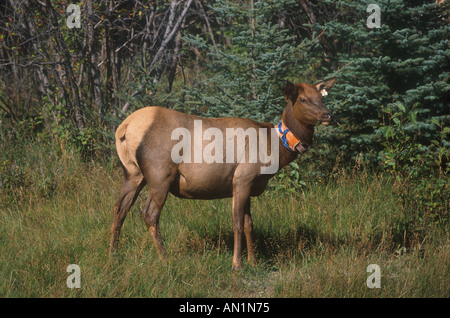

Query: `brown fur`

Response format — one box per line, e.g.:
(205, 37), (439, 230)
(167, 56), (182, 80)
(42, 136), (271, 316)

(110, 77), (336, 269)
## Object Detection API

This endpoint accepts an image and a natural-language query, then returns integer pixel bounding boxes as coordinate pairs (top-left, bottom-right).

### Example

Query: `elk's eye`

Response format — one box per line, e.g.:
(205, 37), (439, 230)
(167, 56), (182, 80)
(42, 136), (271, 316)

(300, 98), (306, 103)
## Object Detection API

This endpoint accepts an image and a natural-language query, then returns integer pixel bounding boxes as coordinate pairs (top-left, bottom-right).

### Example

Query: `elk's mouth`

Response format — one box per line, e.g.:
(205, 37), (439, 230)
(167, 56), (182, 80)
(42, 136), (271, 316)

(320, 112), (334, 126)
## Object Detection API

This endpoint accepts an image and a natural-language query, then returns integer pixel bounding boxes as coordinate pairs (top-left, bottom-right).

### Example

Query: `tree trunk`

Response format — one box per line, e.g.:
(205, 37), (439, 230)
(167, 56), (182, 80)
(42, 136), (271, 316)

(166, 24), (184, 93)
(250, 0), (258, 100)
(46, 0), (85, 130)
(87, 0), (104, 119)
(297, 0), (337, 70)
(122, 0), (193, 113)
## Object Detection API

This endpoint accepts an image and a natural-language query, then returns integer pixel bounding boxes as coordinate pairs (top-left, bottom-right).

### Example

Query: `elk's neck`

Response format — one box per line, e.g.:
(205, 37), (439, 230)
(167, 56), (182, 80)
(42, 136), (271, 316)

(281, 103), (314, 146)
(278, 104), (315, 169)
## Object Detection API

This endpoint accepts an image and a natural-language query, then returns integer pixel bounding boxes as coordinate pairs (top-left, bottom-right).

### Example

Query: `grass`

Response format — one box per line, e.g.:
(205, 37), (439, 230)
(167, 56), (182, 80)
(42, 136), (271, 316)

(0, 138), (448, 297)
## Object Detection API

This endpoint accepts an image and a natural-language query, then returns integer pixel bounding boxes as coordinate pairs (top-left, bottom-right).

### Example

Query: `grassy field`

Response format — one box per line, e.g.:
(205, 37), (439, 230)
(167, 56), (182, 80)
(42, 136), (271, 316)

(0, 140), (448, 298)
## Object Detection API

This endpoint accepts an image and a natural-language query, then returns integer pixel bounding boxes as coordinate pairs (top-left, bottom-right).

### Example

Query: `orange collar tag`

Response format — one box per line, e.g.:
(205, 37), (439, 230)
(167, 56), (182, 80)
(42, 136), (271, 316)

(276, 121), (308, 153)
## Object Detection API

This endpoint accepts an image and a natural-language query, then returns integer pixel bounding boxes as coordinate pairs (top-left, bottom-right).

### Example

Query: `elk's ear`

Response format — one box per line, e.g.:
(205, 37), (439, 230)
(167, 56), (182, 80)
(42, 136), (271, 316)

(284, 81), (298, 103)
(315, 77), (336, 97)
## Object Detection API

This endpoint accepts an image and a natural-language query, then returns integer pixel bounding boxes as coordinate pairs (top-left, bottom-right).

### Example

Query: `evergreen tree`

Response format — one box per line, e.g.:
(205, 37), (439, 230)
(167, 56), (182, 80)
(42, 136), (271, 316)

(183, 0), (321, 122)
(315, 0), (449, 168)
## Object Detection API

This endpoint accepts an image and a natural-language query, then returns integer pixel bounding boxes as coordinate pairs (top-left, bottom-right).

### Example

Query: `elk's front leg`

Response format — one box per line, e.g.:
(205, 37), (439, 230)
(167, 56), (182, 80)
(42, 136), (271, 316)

(232, 185), (251, 270)
(244, 207), (256, 266)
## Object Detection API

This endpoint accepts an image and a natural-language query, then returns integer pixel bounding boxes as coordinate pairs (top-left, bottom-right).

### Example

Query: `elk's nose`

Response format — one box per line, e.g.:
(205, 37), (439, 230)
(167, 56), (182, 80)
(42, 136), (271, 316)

(324, 112), (334, 121)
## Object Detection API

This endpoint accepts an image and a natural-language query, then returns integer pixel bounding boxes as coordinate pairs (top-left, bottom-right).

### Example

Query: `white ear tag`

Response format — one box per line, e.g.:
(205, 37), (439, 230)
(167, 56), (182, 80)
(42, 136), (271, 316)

(321, 89), (328, 97)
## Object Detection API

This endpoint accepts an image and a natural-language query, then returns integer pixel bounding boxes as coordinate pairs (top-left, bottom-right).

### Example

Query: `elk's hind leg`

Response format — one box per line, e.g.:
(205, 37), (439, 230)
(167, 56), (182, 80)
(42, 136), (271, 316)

(141, 170), (176, 258)
(110, 167), (146, 255)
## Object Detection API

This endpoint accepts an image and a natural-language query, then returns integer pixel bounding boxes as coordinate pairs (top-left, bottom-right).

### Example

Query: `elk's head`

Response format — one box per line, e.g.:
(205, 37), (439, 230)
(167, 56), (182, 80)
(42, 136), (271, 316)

(284, 77), (336, 127)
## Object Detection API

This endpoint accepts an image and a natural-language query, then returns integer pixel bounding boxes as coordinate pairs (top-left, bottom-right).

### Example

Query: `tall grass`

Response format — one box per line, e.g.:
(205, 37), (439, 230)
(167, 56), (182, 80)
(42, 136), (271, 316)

(0, 137), (448, 297)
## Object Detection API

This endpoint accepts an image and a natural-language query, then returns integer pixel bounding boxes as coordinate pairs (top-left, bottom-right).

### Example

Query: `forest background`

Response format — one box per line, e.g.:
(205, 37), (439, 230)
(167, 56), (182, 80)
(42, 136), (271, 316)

(0, 0), (448, 297)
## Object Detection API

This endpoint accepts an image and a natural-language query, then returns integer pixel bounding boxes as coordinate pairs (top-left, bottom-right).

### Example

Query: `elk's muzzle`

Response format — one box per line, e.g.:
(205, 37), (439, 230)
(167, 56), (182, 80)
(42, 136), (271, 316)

(321, 112), (334, 126)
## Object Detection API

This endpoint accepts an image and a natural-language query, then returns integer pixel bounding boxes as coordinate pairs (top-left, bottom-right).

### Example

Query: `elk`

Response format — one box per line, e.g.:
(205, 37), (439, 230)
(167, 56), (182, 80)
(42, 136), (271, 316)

(110, 77), (336, 269)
